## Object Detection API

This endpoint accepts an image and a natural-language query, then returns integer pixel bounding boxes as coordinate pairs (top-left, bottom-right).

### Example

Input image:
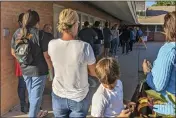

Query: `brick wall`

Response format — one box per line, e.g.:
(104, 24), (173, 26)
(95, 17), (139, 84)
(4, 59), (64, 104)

(1, 2), (53, 115)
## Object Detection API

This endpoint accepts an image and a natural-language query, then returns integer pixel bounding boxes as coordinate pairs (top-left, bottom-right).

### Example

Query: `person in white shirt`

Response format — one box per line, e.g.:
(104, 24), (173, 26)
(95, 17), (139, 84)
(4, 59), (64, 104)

(91, 57), (135, 117)
(48, 8), (97, 117)
(111, 24), (121, 56)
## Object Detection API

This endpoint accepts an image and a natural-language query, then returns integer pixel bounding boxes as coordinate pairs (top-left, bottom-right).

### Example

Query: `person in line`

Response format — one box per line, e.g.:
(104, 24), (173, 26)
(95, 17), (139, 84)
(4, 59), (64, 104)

(48, 9), (97, 117)
(93, 21), (104, 59)
(78, 21), (98, 49)
(142, 11), (176, 116)
(43, 24), (52, 34)
(133, 27), (137, 43)
(11, 10), (53, 117)
(103, 22), (112, 57)
(91, 57), (135, 117)
(118, 25), (123, 47)
(136, 27), (143, 43)
(11, 13), (29, 114)
(43, 24), (54, 39)
(129, 27), (135, 51)
(121, 26), (130, 54)
(111, 24), (119, 56)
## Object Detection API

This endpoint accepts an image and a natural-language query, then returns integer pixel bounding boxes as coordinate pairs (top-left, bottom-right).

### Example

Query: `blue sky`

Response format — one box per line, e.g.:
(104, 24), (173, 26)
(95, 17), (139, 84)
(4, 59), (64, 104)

(146, 1), (156, 7)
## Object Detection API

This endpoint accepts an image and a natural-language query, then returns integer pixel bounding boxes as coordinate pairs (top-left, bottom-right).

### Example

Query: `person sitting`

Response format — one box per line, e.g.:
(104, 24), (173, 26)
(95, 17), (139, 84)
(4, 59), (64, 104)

(91, 57), (135, 117)
(142, 11), (176, 116)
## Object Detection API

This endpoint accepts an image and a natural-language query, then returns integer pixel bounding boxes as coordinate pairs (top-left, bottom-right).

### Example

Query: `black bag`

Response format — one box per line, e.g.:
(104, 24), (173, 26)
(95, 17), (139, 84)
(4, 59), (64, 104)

(131, 81), (153, 117)
(15, 33), (33, 65)
(15, 30), (44, 65)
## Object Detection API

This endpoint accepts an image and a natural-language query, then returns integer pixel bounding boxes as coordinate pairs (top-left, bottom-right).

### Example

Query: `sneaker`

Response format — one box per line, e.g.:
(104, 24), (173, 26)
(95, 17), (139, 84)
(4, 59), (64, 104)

(21, 106), (28, 114)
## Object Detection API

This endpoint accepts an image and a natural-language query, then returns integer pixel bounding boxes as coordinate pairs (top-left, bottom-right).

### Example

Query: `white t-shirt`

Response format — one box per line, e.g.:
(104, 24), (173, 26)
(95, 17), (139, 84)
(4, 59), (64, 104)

(48, 39), (96, 102)
(91, 80), (124, 117)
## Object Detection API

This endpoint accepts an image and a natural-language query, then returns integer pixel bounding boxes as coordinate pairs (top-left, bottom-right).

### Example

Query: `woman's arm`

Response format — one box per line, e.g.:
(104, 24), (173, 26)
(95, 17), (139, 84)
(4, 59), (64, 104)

(146, 48), (176, 91)
(88, 64), (97, 78)
(85, 44), (97, 77)
(43, 52), (53, 70)
(11, 48), (17, 59)
(43, 52), (54, 80)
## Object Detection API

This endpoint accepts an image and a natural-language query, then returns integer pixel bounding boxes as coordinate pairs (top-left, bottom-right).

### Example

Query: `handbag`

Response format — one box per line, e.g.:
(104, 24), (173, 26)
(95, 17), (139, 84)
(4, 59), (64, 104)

(131, 81), (153, 117)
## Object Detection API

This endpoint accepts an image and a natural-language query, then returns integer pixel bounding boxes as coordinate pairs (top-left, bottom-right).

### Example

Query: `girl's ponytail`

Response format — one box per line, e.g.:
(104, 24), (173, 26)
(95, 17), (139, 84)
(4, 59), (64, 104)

(20, 12), (30, 38)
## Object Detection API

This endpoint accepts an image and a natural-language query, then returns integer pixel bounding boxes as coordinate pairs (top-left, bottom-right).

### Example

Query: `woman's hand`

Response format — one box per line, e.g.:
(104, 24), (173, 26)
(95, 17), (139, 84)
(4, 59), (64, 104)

(117, 109), (131, 117)
(143, 59), (151, 75)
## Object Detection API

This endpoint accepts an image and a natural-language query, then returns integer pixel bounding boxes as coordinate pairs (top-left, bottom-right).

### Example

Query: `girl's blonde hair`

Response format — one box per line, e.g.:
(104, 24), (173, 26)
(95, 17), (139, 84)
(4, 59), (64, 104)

(95, 57), (120, 85)
(164, 11), (176, 42)
(57, 9), (79, 34)
(20, 10), (40, 38)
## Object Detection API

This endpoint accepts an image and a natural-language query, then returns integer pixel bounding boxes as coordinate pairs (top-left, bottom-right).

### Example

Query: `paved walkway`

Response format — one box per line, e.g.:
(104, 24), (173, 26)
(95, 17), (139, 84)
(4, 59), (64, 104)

(3, 42), (163, 117)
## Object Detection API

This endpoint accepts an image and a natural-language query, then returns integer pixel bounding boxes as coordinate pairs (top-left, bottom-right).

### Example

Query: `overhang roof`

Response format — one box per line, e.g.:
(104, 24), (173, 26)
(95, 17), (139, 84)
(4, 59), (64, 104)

(88, 1), (138, 25)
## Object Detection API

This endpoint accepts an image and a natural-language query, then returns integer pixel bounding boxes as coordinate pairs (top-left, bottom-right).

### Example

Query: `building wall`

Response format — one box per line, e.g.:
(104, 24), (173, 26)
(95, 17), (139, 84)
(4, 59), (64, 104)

(141, 25), (165, 41)
(154, 32), (165, 42)
(1, 2), (53, 115)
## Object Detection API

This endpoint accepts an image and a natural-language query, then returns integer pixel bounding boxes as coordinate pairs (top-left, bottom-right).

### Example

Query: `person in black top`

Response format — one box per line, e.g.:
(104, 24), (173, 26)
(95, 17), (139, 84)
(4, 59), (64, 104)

(93, 21), (104, 59)
(120, 25), (130, 54)
(11, 10), (52, 117)
(103, 22), (112, 56)
(78, 21), (97, 48)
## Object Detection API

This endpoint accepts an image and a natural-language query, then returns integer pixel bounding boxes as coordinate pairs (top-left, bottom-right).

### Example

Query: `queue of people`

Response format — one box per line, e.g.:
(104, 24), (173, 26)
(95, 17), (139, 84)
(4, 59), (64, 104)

(11, 8), (175, 118)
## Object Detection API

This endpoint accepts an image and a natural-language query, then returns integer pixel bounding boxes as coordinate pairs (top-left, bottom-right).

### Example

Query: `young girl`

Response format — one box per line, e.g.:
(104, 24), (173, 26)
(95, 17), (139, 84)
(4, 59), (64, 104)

(91, 57), (134, 117)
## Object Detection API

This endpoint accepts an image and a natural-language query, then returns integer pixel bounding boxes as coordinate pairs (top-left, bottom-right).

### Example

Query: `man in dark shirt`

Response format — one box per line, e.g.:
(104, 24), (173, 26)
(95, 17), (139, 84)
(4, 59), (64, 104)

(78, 21), (97, 48)
(103, 22), (112, 56)
(43, 24), (54, 39)
(93, 21), (104, 59)
(120, 26), (130, 54)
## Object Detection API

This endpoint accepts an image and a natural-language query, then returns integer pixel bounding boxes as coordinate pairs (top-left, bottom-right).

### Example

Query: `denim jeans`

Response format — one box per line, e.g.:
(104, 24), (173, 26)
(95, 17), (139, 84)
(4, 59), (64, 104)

(18, 76), (27, 107)
(111, 38), (118, 55)
(93, 44), (101, 57)
(23, 75), (47, 117)
(122, 40), (129, 54)
(52, 91), (91, 118)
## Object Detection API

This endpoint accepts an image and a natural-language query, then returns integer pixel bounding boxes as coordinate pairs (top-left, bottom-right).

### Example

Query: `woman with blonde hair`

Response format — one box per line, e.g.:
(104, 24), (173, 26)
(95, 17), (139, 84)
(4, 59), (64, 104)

(143, 11), (176, 115)
(48, 9), (97, 117)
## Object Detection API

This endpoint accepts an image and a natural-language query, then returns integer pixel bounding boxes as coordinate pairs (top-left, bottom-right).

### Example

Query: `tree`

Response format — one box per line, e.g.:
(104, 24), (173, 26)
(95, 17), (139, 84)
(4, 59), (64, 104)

(152, 1), (176, 6)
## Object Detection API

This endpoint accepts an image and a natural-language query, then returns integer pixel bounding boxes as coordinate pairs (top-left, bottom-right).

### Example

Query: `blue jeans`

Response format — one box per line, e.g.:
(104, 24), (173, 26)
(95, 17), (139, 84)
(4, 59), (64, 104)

(23, 75), (47, 117)
(18, 76), (27, 107)
(52, 91), (91, 118)
(111, 38), (118, 54)
(93, 44), (101, 57)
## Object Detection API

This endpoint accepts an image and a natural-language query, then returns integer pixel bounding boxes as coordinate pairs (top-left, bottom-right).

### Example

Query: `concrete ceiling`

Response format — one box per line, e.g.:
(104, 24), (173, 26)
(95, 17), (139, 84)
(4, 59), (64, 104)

(88, 1), (137, 24)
